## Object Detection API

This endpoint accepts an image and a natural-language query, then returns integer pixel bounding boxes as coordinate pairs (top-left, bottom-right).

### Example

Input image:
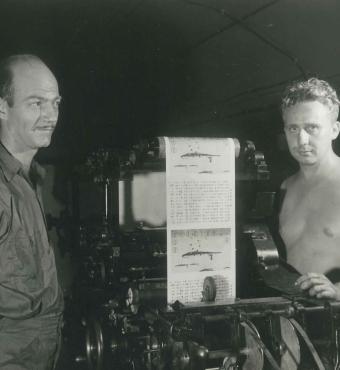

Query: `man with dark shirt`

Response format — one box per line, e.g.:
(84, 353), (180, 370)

(0, 54), (63, 369)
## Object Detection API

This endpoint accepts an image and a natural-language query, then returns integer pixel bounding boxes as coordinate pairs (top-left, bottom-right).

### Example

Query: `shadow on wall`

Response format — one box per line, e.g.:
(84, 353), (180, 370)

(52, 4), (194, 161)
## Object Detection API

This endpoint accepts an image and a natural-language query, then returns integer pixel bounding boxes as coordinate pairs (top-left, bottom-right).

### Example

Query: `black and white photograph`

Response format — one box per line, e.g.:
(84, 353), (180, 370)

(0, 1), (340, 369)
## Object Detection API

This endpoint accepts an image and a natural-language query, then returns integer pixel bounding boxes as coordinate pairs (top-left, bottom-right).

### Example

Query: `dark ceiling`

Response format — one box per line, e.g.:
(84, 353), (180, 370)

(1, 0), (340, 170)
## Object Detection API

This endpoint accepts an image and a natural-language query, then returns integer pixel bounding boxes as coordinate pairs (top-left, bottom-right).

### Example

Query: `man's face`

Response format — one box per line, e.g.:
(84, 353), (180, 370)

(283, 101), (340, 166)
(2, 60), (61, 152)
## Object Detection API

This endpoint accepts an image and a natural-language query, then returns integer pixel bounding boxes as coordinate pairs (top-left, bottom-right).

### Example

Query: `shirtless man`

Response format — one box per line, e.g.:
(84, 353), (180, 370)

(279, 77), (340, 300)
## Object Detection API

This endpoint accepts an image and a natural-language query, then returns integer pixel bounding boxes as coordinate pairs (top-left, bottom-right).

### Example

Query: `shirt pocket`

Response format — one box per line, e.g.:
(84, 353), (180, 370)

(8, 229), (37, 279)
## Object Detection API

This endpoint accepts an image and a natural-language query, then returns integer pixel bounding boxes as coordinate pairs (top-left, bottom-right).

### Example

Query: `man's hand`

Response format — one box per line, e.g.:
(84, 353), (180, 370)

(295, 273), (340, 300)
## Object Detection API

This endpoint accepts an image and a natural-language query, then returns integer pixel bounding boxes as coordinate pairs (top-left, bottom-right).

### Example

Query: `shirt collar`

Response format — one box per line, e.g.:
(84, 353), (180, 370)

(0, 142), (45, 183)
(30, 160), (46, 185)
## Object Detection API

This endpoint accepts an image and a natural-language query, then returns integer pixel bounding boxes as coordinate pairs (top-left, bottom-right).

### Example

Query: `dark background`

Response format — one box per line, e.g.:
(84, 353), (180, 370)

(2, 0), (340, 183)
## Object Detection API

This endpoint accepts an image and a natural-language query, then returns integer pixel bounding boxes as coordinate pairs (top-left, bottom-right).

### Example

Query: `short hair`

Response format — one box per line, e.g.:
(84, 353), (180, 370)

(0, 54), (44, 107)
(281, 77), (340, 120)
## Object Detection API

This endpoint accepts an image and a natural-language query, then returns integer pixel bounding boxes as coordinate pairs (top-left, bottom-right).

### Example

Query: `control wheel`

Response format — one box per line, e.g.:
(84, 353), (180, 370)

(202, 276), (217, 302)
(242, 321), (264, 370)
(85, 318), (104, 370)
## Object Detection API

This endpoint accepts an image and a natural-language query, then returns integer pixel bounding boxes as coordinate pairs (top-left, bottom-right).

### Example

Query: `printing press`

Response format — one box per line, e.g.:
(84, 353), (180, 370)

(68, 137), (340, 370)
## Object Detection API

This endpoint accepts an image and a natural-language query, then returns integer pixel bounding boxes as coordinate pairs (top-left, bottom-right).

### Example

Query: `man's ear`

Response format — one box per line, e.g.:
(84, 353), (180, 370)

(0, 97), (8, 120)
(332, 121), (340, 140)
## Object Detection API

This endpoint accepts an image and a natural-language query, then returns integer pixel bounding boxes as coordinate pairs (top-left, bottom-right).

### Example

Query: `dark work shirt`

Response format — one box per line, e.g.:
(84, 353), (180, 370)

(0, 143), (63, 319)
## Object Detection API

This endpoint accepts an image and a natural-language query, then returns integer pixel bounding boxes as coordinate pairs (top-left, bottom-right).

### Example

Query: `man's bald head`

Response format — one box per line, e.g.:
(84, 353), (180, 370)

(0, 54), (51, 107)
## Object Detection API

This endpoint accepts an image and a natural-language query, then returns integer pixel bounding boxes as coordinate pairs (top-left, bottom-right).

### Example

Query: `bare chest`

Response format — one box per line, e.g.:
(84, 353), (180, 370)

(279, 184), (340, 246)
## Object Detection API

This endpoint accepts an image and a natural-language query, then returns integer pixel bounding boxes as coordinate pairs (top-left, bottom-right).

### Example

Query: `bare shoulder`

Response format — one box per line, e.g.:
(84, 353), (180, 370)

(332, 163), (340, 181)
(280, 173), (299, 191)
(328, 167), (340, 195)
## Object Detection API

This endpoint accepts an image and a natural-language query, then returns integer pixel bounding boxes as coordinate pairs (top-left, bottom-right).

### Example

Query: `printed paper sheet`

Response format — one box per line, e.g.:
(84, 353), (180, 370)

(165, 137), (236, 304)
